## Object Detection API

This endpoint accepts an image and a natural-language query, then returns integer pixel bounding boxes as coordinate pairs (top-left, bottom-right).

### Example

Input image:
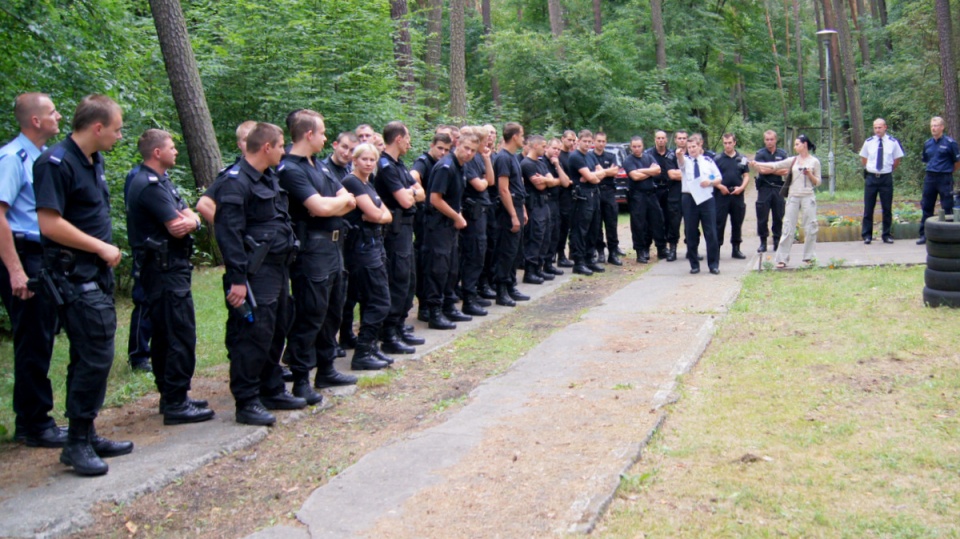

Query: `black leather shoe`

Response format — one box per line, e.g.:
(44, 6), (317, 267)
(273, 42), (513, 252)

(537, 268), (555, 281)
(572, 264), (593, 276)
(544, 263), (564, 275)
(429, 308), (457, 330)
(381, 338), (416, 354)
(523, 270), (544, 284)
(292, 378), (324, 405)
(462, 301), (488, 316)
(637, 249), (650, 264)
(709, 267), (720, 275)
(281, 365), (295, 381)
(508, 287), (530, 301)
(557, 257), (575, 268)
(417, 308), (430, 322)
(474, 297), (493, 307)
(732, 245), (746, 259)
(60, 441), (108, 476)
(335, 345), (347, 358)
(372, 347), (396, 365)
(757, 240), (768, 253)
(586, 262), (606, 273)
(615, 247), (626, 257)
(607, 254), (623, 266)
(18, 425), (67, 448)
(260, 391), (308, 411)
(478, 284), (498, 299)
(159, 396), (209, 414)
(163, 401), (216, 425)
(883, 237), (894, 244)
(656, 247), (666, 260)
(666, 245), (677, 262)
(351, 351), (390, 371)
(917, 236), (926, 245)
(314, 366), (358, 388)
(690, 266), (701, 274)
(864, 237), (872, 244)
(444, 308), (473, 322)
(90, 427), (134, 458)
(236, 401), (276, 426)
(496, 285), (517, 306)
(400, 331), (425, 346)
(130, 360), (152, 373)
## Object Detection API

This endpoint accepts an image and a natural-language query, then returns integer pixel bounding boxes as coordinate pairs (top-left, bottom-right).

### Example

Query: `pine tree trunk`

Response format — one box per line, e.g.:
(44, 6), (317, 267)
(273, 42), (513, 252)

(450, 0), (467, 120)
(390, 0), (416, 105)
(877, 0), (891, 53)
(763, 0), (789, 132)
(482, 0), (501, 108)
(937, 0), (960, 138)
(148, 0), (221, 190)
(795, 0), (805, 110)
(833, 0), (865, 150)
(424, 0), (442, 117)
(820, 0), (849, 137)
(548, 0), (564, 37)
(593, 0), (602, 34)
(849, 0), (871, 67)
(650, 0), (668, 92)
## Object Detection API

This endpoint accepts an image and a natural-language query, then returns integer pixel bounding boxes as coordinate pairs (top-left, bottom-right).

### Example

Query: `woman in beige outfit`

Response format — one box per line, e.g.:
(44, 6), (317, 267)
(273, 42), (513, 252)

(751, 134), (821, 268)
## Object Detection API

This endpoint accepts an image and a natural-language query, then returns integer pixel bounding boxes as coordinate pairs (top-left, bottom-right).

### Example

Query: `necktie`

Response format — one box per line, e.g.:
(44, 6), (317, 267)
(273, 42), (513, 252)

(876, 138), (884, 171)
(693, 157), (700, 179)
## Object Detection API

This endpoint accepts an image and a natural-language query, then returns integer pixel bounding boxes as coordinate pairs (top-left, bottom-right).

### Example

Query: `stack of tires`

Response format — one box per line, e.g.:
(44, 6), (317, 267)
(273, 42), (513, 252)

(923, 216), (960, 308)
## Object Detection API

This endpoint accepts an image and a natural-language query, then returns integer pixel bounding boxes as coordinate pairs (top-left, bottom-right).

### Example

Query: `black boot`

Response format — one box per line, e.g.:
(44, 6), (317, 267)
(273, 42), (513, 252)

(443, 307), (473, 322)
(474, 297), (493, 307)
(339, 332), (358, 350)
(586, 260), (606, 273)
(656, 245), (667, 260)
(281, 365), (295, 381)
(606, 253), (623, 266)
(60, 419), (108, 476)
(163, 399), (215, 426)
(615, 247), (626, 257)
(372, 343), (396, 365)
(314, 359), (358, 388)
(666, 243), (678, 262)
(757, 238), (767, 253)
(400, 325), (426, 345)
(537, 265), (555, 280)
(508, 286), (530, 301)
(557, 253), (575, 268)
(637, 249), (650, 264)
(462, 300), (488, 316)
(732, 243), (746, 259)
(572, 262), (594, 276)
(89, 423), (134, 458)
(543, 262), (564, 275)
(523, 265), (544, 284)
(235, 400), (276, 426)
(380, 326), (416, 354)
(478, 282), (498, 299)
(417, 307), (430, 322)
(260, 390), (308, 410)
(351, 343), (390, 370)
(292, 376), (324, 405)
(772, 237), (780, 251)
(496, 284), (517, 307)
(429, 307), (457, 330)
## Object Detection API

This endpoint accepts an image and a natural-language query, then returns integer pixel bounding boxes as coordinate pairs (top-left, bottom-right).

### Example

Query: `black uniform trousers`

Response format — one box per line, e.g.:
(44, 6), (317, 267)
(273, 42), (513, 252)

(570, 188), (600, 263)
(556, 188), (574, 259)
(422, 212), (460, 308)
(0, 243), (57, 435)
(656, 183), (682, 245)
(715, 192), (746, 246)
(460, 209), (487, 300)
(481, 204), (499, 287)
(756, 184), (785, 242)
(494, 198), (525, 285)
(862, 173), (894, 240)
(140, 255), (196, 403)
(920, 172), (955, 238)
(413, 203), (427, 308)
(628, 189), (665, 251)
(384, 220), (415, 330)
(596, 185), (619, 253)
(681, 194), (720, 271)
(289, 265), (343, 377)
(345, 236), (390, 345)
(58, 264), (116, 421)
(127, 257), (152, 366)
(523, 194), (550, 268)
(225, 261), (288, 406)
(544, 196), (561, 263)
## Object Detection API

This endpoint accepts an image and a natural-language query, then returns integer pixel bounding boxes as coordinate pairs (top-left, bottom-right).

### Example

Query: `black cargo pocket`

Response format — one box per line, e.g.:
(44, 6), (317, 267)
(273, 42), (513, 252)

(81, 292), (117, 341)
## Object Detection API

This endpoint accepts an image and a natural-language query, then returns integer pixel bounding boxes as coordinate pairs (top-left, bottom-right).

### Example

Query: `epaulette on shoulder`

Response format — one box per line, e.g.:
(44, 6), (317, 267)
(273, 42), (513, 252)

(48, 145), (67, 165)
(227, 165), (241, 178)
(703, 155), (715, 163)
(867, 135), (877, 142)
(379, 157), (392, 168)
(16, 149), (27, 162)
(147, 174), (159, 183)
(888, 135), (899, 143)
(277, 162), (286, 172)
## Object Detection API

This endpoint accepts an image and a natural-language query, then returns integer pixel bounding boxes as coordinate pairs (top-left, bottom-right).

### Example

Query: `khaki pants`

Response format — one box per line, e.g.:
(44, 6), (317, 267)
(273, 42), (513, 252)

(775, 196), (818, 265)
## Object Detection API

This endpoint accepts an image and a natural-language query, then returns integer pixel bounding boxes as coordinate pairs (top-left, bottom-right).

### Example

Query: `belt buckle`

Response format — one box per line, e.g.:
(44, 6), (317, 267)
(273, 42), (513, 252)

(331, 230), (340, 242)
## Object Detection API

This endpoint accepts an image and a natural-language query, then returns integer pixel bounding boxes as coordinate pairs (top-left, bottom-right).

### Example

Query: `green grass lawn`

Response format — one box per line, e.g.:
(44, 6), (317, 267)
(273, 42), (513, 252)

(599, 265), (960, 537)
(0, 267), (228, 438)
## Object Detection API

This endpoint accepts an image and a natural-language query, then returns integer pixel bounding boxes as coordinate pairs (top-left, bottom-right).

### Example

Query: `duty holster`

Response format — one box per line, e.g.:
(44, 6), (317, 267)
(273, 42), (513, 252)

(462, 198), (485, 221)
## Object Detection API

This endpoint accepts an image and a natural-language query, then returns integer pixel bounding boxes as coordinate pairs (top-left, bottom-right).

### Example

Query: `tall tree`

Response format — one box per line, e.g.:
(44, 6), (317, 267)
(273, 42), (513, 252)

(650, 0), (668, 91)
(390, 0), (416, 105)
(794, 0), (806, 110)
(849, 0), (871, 67)
(548, 0), (564, 37)
(450, 0), (467, 119)
(833, 0), (865, 149)
(424, 0), (443, 117)
(482, 0), (501, 108)
(593, 0), (602, 34)
(148, 0), (221, 190)
(876, 0), (891, 53)
(763, 0), (789, 131)
(936, 0), (960, 138)
(820, 0), (849, 137)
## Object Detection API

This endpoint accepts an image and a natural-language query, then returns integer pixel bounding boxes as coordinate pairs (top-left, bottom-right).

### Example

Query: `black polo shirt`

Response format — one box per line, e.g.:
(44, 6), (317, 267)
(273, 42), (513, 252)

(278, 154), (343, 232)
(923, 136), (960, 173)
(568, 149), (599, 189)
(593, 150), (617, 187)
(644, 147), (677, 188)
(622, 153), (657, 192)
(321, 156), (351, 182)
(493, 148), (526, 199)
(34, 135), (112, 248)
(374, 152), (416, 212)
(714, 151), (750, 190)
(754, 146), (789, 187)
(539, 156), (560, 198)
(521, 156), (545, 195)
(125, 164), (187, 249)
(427, 154), (465, 213)
(411, 152), (437, 184)
(464, 153), (490, 203)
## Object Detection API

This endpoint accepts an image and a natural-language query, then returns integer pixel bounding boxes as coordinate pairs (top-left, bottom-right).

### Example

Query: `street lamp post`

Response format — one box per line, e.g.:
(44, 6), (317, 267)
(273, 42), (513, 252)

(817, 29), (838, 195)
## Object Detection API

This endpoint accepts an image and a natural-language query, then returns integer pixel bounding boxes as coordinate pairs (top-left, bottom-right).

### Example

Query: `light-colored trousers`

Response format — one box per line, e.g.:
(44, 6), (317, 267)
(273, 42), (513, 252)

(775, 195), (818, 264)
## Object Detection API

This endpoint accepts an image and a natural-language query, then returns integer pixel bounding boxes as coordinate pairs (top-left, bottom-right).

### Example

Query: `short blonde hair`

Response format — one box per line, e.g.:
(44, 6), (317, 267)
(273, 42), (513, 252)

(352, 142), (380, 162)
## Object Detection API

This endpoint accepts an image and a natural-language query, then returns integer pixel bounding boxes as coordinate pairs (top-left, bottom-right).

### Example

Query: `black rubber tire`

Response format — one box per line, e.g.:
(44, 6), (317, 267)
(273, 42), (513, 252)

(924, 217), (960, 243)
(925, 268), (960, 292)
(926, 239), (960, 259)
(923, 286), (960, 308)
(927, 255), (960, 272)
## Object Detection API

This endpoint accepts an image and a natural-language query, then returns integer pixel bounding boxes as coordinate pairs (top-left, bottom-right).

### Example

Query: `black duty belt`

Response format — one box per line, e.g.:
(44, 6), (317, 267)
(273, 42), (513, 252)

(865, 172), (891, 179)
(599, 183), (616, 190)
(264, 251), (297, 265)
(13, 234), (43, 255)
(308, 229), (341, 242)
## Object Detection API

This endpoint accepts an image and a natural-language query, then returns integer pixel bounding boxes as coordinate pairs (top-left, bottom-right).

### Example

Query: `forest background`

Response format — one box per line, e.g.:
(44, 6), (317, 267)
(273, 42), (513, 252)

(0, 0), (955, 294)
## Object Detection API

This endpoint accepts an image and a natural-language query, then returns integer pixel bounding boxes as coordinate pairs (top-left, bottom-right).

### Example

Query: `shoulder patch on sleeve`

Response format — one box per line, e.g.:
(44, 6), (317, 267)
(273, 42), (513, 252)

(227, 165), (241, 178)
(379, 157), (392, 169)
(16, 149), (27, 162)
(147, 174), (159, 183)
(277, 162), (286, 172)
(48, 146), (66, 165)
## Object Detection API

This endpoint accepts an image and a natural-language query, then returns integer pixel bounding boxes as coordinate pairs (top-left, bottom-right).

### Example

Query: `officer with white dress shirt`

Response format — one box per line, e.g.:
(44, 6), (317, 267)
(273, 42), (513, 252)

(859, 118), (903, 244)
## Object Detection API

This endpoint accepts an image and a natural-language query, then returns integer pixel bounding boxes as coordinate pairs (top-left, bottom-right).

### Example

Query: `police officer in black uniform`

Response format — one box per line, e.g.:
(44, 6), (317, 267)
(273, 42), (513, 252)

(375, 122), (427, 347)
(0, 93), (63, 448)
(645, 130), (682, 261)
(714, 133), (750, 259)
(623, 136), (663, 264)
(568, 130), (606, 276)
(520, 135), (557, 283)
(321, 131), (358, 356)
(540, 138), (570, 276)
(754, 130), (789, 252)
(215, 122), (305, 427)
(278, 111), (359, 405)
(422, 132), (480, 329)
(492, 122), (530, 306)
(592, 132), (623, 265)
(460, 126), (494, 317)
(410, 132), (452, 326)
(555, 130), (578, 267)
(33, 94), (133, 476)
(126, 129), (214, 425)
(478, 125), (501, 299)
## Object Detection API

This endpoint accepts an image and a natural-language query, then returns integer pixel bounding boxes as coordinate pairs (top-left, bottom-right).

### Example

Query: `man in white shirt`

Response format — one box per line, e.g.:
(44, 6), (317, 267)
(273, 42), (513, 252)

(676, 133), (722, 274)
(859, 118), (903, 244)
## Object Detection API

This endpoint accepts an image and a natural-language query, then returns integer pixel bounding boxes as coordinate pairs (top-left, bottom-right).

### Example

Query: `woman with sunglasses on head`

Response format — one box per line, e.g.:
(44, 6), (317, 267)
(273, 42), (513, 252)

(750, 134), (821, 268)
